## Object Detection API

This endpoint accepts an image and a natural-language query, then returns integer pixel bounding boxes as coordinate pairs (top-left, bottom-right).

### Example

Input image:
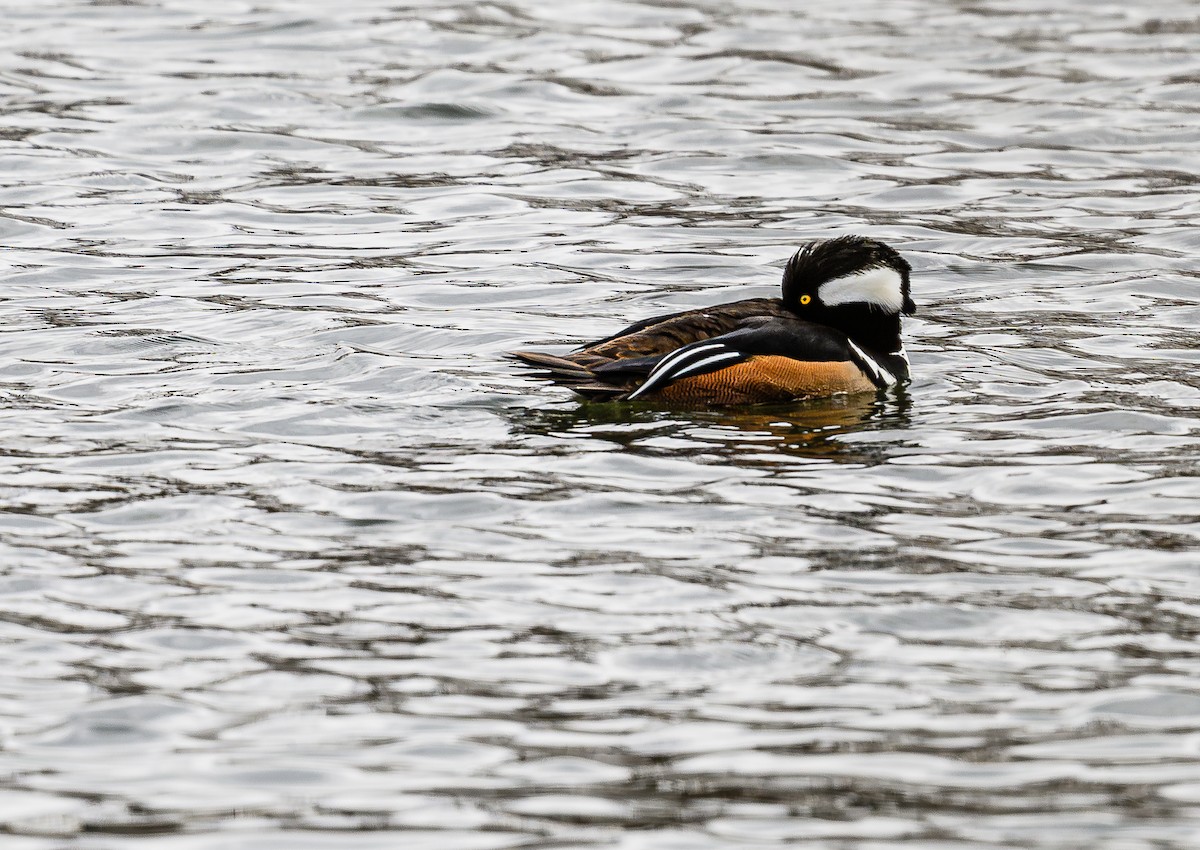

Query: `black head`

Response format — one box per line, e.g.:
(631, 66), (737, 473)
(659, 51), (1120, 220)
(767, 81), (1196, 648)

(781, 236), (916, 317)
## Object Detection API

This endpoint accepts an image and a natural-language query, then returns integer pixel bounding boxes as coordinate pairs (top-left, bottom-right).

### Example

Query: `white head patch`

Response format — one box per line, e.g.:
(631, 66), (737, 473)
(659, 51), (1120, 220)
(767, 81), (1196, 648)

(818, 266), (905, 312)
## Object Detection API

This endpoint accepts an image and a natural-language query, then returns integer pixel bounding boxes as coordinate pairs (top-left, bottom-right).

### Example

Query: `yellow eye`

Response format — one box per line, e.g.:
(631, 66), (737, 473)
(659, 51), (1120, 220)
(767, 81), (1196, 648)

(799, 294), (812, 305)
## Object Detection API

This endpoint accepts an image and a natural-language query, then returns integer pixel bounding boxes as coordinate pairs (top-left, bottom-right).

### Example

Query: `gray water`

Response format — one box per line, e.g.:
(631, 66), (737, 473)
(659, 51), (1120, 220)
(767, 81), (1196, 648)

(1, 1), (1199, 848)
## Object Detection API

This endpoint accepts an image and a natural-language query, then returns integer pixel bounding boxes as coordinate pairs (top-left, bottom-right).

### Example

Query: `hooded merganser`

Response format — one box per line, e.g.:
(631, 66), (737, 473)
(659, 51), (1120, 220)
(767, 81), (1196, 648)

(510, 235), (916, 405)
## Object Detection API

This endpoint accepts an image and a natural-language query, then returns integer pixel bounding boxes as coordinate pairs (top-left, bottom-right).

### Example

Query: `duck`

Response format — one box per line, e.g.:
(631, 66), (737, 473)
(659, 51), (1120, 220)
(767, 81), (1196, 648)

(509, 235), (916, 406)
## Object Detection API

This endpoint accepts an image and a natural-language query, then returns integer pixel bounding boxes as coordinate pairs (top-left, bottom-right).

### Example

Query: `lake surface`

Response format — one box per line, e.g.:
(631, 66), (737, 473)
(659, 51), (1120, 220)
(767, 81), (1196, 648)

(2, 1), (1199, 848)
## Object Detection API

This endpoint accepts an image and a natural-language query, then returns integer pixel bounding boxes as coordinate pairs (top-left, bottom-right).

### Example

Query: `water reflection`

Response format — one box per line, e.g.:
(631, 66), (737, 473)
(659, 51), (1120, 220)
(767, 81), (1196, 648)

(509, 389), (911, 463)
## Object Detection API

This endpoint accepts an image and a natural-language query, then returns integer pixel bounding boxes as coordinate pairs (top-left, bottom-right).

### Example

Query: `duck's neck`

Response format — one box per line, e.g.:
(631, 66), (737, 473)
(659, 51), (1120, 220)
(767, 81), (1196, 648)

(826, 306), (903, 355)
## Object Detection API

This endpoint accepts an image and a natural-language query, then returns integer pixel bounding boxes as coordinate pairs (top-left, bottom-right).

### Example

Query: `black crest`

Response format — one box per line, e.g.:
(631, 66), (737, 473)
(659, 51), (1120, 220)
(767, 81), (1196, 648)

(782, 236), (915, 315)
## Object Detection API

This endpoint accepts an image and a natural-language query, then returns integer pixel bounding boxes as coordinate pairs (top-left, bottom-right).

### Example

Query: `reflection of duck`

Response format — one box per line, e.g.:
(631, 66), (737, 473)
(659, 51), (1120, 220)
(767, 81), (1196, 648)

(511, 236), (916, 406)
(509, 388), (912, 464)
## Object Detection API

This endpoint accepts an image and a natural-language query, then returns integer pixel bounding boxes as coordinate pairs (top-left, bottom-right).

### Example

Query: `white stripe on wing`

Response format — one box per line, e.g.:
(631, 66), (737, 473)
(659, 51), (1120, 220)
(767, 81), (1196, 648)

(628, 343), (742, 399)
(846, 339), (896, 386)
(667, 351), (744, 381)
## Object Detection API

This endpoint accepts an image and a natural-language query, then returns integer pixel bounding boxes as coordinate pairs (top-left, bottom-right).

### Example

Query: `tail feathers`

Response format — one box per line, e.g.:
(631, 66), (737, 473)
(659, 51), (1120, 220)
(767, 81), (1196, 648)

(509, 350), (632, 400)
(509, 350), (592, 377)
(570, 382), (628, 401)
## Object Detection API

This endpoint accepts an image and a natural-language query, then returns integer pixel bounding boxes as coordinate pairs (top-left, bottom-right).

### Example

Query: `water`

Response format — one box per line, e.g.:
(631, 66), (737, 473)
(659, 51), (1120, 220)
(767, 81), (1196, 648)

(1, 1), (1199, 847)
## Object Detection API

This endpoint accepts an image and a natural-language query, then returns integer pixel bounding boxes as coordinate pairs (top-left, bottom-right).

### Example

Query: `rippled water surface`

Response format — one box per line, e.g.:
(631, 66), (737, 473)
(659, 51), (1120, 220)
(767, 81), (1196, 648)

(2, 1), (1200, 847)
